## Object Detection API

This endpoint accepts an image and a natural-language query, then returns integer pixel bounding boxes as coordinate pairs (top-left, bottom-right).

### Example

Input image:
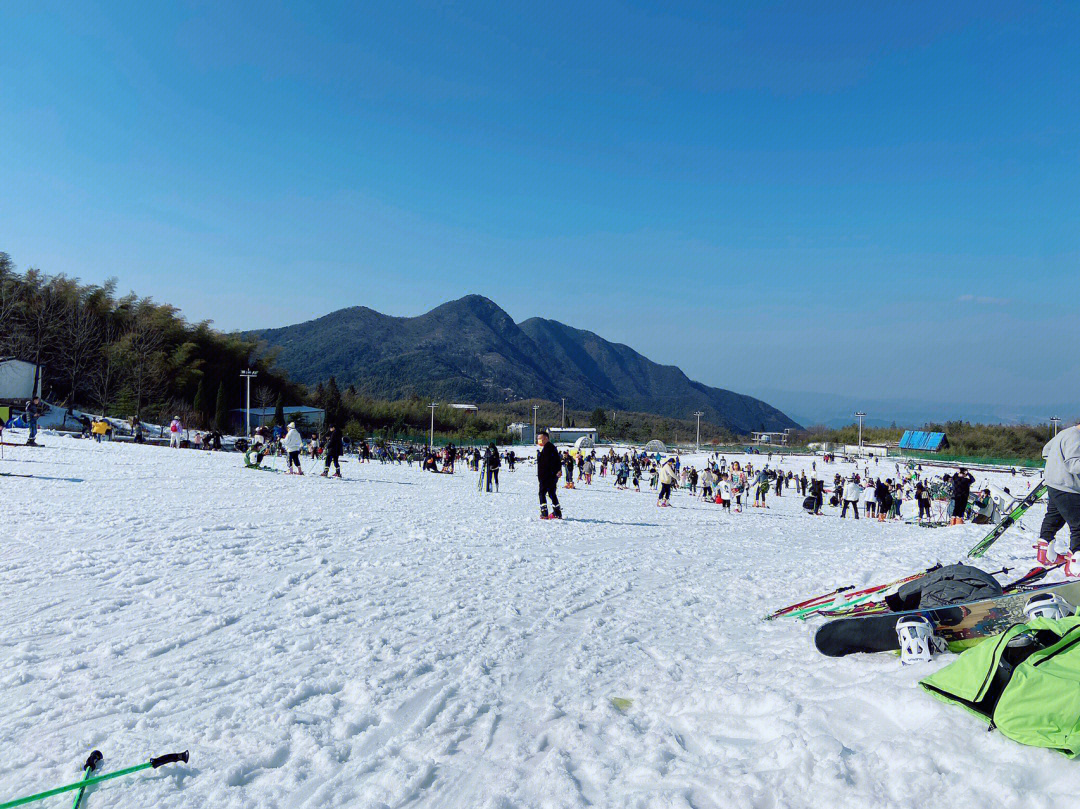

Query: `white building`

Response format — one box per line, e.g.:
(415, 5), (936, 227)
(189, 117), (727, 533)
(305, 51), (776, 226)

(546, 427), (598, 445)
(0, 359), (42, 401)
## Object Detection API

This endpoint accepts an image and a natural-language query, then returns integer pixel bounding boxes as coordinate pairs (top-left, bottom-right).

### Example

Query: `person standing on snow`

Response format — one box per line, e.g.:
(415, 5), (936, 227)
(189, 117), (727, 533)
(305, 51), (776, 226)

(657, 457), (678, 507)
(1038, 423), (1080, 562)
(168, 415), (183, 448)
(24, 395), (49, 445)
(321, 424), (344, 477)
(282, 421), (305, 474)
(841, 475), (861, 519)
(487, 443), (502, 492)
(536, 430), (562, 519)
(949, 467), (975, 525)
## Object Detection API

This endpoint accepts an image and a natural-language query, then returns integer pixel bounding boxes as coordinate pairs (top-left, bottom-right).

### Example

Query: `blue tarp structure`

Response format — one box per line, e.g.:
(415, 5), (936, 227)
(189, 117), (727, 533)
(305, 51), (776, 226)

(899, 430), (948, 452)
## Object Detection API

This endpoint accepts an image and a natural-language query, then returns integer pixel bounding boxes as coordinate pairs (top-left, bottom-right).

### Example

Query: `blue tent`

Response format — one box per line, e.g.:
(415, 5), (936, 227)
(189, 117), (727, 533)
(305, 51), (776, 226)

(899, 430), (948, 452)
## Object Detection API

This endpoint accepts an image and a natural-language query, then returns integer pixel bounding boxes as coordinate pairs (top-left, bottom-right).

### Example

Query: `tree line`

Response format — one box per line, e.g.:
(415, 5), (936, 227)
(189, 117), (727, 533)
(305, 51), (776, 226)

(0, 253), (300, 430)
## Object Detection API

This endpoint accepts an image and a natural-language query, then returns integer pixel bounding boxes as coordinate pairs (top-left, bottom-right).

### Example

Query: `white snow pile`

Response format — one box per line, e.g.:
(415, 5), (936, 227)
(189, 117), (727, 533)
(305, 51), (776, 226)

(2, 434), (1077, 808)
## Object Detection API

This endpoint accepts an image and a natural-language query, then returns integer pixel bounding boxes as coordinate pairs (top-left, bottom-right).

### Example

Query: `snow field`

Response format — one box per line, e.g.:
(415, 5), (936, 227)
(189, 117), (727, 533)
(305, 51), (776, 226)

(1, 436), (1076, 808)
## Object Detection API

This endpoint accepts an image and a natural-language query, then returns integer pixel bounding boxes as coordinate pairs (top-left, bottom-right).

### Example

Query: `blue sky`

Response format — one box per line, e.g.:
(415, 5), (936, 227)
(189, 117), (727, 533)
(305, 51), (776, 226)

(2, 1), (1077, 417)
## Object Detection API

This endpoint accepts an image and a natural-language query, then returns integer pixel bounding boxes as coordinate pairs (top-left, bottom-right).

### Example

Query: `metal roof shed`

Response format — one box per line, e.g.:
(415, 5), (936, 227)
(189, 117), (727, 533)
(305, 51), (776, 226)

(898, 430), (949, 452)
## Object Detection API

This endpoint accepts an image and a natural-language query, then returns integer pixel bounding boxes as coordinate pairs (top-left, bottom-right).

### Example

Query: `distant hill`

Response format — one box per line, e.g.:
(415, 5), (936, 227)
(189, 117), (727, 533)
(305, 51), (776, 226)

(247, 295), (799, 434)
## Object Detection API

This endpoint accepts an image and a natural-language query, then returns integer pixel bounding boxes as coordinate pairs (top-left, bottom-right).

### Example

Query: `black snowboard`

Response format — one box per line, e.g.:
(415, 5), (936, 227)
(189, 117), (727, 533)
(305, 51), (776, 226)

(814, 579), (1080, 657)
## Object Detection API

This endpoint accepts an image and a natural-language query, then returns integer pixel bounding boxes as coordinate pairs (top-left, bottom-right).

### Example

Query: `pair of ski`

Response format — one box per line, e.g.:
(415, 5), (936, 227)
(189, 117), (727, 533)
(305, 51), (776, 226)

(816, 563), (1063, 619)
(768, 480), (1050, 621)
(764, 567), (938, 621)
(0, 750), (187, 809)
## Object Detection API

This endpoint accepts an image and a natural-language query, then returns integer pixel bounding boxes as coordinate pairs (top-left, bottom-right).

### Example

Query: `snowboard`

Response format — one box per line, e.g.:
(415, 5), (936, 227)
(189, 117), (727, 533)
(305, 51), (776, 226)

(967, 480), (1047, 557)
(815, 578), (1080, 657)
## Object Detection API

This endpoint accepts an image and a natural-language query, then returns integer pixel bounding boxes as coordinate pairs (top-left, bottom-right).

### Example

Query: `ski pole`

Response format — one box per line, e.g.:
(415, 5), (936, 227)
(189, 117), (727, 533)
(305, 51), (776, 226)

(0, 752), (188, 809)
(71, 751), (102, 809)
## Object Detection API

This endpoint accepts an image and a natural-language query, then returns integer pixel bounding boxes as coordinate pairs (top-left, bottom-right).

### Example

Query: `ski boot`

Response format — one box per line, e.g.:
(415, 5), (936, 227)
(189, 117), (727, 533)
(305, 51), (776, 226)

(320, 470), (328, 477)
(551, 507), (563, 520)
(1036, 539), (1051, 565)
(333, 471), (342, 478)
(540, 505), (550, 520)
(1065, 552), (1080, 578)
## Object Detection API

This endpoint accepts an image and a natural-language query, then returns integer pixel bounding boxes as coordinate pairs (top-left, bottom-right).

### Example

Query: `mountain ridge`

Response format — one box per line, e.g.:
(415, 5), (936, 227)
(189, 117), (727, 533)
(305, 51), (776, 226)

(247, 295), (800, 433)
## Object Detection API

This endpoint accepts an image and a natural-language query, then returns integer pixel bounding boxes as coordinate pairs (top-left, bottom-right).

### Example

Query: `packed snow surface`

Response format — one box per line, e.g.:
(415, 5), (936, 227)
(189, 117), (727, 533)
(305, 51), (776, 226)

(2, 435), (1077, 808)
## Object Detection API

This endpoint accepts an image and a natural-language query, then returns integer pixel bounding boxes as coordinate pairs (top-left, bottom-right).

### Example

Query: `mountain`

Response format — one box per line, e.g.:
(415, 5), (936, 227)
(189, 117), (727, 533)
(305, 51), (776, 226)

(248, 295), (799, 433)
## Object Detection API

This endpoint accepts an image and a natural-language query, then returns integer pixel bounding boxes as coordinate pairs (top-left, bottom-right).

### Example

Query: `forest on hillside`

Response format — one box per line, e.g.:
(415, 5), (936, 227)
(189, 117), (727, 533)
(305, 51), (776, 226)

(800, 422), (1055, 460)
(0, 253), (299, 429)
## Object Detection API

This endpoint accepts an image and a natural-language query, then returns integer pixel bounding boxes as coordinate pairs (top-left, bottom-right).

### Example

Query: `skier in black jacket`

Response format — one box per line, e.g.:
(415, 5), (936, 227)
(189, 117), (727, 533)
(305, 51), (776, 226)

(536, 430), (562, 519)
(321, 424), (344, 477)
(950, 467), (975, 525)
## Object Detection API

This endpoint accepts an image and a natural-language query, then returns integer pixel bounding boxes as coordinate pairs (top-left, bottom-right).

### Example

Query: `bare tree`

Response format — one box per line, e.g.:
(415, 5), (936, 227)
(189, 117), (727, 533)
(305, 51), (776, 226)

(90, 326), (121, 414)
(122, 319), (165, 418)
(56, 303), (101, 406)
(254, 385), (275, 410)
(10, 274), (66, 397)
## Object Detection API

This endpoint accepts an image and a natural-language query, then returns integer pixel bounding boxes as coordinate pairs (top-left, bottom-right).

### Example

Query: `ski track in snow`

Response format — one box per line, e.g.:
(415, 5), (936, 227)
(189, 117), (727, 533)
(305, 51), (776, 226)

(1, 434), (1076, 808)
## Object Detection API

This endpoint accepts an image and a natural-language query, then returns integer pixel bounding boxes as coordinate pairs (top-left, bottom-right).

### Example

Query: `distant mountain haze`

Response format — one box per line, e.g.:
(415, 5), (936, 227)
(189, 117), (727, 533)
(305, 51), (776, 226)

(247, 295), (799, 434)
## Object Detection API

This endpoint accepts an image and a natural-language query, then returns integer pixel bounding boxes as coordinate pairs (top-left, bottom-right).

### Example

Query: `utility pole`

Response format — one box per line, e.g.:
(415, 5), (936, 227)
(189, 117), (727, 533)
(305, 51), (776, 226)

(561, 398), (566, 429)
(532, 404), (541, 444)
(693, 411), (704, 452)
(240, 369), (258, 435)
(428, 402), (438, 448)
(1051, 416), (1061, 439)
(854, 411), (866, 455)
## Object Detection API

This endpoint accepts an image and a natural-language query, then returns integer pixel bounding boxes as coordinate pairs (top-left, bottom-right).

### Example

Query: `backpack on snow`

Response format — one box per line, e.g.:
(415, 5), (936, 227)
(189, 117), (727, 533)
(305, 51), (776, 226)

(921, 615), (1080, 756)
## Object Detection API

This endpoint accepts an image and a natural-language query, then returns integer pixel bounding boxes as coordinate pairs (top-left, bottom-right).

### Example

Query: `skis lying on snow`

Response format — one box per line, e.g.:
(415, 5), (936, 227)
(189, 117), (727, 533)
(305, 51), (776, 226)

(967, 480), (1048, 558)
(765, 566), (940, 621)
(0, 751), (188, 809)
(0, 471), (34, 478)
(815, 577), (1080, 657)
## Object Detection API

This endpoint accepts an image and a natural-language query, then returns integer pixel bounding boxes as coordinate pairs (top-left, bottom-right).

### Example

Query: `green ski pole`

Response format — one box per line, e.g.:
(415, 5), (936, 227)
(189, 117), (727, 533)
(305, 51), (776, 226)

(0, 752), (188, 809)
(71, 751), (102, 809)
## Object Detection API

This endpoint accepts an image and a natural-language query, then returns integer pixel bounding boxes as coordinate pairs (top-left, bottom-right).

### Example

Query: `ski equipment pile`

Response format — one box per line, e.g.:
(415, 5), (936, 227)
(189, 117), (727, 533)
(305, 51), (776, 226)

(967, 481), (1047, 558)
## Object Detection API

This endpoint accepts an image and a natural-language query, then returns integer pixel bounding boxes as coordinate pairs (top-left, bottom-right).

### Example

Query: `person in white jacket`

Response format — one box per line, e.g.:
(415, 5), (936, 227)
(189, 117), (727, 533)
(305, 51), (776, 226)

(281, 421), (305, 475)
(842, 475), (862, 520)
(657, 458), (678, 507)
(861, 480), (876, 518)
(168, 416), (183, 448)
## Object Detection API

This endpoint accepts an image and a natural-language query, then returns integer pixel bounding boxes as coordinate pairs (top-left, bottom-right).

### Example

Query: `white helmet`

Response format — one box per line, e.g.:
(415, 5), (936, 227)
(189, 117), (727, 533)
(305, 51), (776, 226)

(288, 422), (296, 429)
(895, 615), (944, 664)
(1024, 592), (1074, 622)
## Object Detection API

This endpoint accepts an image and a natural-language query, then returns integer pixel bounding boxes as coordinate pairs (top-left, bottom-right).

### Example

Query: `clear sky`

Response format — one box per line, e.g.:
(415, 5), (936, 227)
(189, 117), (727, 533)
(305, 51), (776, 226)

(2, 2), (1077, 415)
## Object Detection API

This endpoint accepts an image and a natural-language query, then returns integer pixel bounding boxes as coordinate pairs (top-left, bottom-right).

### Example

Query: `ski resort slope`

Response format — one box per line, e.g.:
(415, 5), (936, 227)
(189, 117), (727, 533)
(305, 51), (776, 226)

(1, 437), (1076, 809)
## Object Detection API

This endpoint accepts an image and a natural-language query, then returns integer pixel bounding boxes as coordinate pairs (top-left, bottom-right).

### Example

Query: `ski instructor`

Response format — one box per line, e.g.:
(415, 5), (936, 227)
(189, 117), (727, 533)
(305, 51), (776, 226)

(1039, 421), (1080, 556)
(536, 430), (562, 520)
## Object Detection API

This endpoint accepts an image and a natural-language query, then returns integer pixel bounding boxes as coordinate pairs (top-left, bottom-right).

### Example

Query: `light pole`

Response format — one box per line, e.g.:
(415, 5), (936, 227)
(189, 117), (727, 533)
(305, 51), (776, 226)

(854, 411), (866, 454)
(532, 404), (540, 444)
(693, 411), (704, 452)
(1051, 416), (1061, 438)
(240, 369), (258, 435)
(561, 398), (566, 429)
(428, 402), (438, 448)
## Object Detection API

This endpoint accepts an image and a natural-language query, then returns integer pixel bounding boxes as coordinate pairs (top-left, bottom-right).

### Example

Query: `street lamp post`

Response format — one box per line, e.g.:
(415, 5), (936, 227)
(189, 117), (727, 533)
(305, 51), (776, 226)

(561, 398), (566, 429)
(240, 369), (258, 435)
(532, 404), (541, 444)
(428, 402), (438, 448)
(854, 411), (866, 454)
(693, 411), (704, 452)
(1051, 416), (1061, 439)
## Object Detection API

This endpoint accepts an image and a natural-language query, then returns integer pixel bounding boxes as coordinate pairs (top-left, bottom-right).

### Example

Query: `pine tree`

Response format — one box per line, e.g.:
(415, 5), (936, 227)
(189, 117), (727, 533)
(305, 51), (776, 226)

(590, 407), (608, 427)
(273, 394), (285, 427)
(193, 378), (207, 422)
(215, 381), (229, 432)
(324, 376), (343, 427)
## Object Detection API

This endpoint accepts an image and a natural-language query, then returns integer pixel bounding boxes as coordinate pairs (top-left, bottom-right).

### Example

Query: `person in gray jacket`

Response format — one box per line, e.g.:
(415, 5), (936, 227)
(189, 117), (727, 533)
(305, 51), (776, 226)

(1040, 423), (1080, 552)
